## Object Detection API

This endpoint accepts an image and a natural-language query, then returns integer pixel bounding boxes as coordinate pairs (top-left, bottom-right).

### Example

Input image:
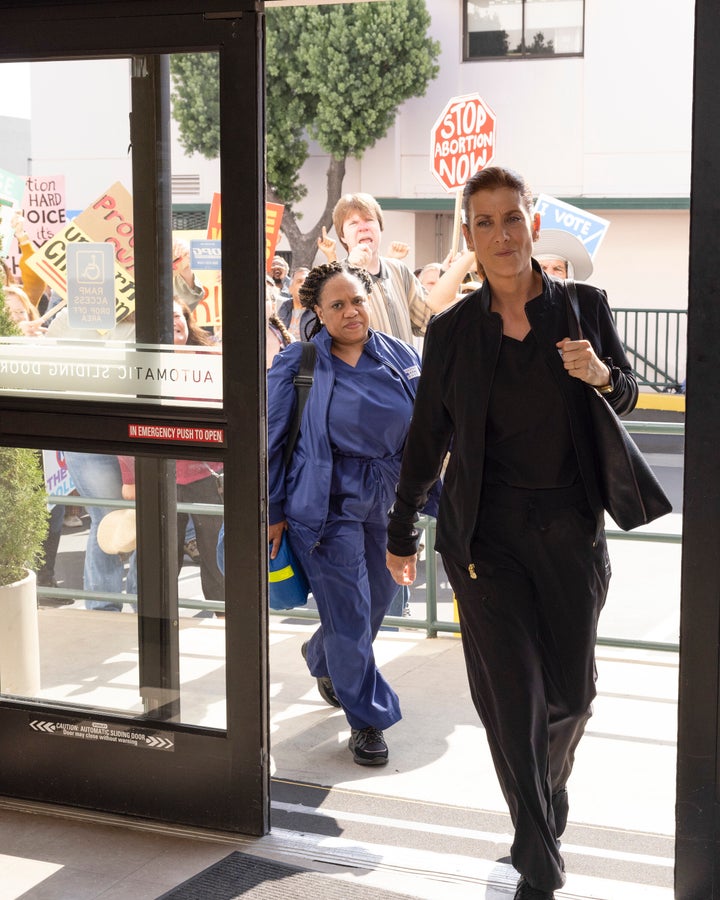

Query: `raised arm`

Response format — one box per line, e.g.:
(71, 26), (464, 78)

(425, 250), (478, 314)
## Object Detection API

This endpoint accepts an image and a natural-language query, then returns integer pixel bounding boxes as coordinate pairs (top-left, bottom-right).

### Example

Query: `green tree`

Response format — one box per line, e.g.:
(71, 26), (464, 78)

(170, 0), (440, 266)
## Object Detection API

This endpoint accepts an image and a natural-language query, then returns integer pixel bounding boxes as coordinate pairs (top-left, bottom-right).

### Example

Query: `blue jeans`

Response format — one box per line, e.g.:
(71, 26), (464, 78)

(386, 584), (410, 617)
(64, 452), (127, 611)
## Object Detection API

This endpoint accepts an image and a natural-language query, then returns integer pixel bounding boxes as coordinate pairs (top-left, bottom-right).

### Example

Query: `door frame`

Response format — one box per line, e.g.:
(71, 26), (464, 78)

(0, 0), (269, 835)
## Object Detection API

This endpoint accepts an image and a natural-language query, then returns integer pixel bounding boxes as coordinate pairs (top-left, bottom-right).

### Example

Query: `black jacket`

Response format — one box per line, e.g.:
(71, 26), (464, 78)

(387, 267), (638, 573)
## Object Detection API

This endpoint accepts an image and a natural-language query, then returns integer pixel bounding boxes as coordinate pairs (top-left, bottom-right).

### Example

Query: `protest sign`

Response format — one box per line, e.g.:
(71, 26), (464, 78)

(74, 181), (134, 274)
(207, 192), (221, 240)
(430, 93), (497, 193)
(265, 202), (284, 266)
(42, 450), (76, 497)
(21, 175), (66, 246)
(207, 191), (285, 267)
(27, 219), (135, 324)
(190, 239), (221, 270)
(534, 194), (610, 259)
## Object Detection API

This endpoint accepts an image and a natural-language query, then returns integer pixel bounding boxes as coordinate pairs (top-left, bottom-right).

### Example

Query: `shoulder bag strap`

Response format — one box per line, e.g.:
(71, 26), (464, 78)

(282, 341), (317, 469)
(564, 278), (583, 341)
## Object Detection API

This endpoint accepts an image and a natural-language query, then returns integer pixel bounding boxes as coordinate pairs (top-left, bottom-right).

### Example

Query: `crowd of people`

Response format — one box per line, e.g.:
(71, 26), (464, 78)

(1, 167), (631, 900)
(0, 216), (224, 616)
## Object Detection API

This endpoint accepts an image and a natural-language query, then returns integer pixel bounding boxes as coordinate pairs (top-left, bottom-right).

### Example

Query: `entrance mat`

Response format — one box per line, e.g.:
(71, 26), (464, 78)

(157, 850), (419, 900)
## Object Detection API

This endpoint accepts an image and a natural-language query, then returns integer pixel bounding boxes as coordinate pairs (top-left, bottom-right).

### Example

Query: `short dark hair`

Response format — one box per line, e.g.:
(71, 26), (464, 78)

(462, 166), (534, 224)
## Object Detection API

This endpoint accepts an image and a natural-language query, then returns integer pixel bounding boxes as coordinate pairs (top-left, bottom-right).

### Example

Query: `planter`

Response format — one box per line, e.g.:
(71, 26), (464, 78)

(0, 569), (41, 696)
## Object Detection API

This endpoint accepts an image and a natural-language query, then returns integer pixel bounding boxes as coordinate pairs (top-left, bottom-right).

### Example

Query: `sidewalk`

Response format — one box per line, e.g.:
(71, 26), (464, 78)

(0, 612), (678, 899)
(267, 622), (677, 899)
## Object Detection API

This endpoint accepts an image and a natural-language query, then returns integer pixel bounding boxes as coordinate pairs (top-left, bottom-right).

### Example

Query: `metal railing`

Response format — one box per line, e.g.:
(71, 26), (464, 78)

(274, 418), (685, 653)
(613, 308), (687, 392)
(38, 419), (683, 651)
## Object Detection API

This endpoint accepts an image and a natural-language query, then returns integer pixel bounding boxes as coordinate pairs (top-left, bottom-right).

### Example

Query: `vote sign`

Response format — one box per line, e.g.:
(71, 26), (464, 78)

(534, 194), (610, 259)
(430, 93), (497, 193)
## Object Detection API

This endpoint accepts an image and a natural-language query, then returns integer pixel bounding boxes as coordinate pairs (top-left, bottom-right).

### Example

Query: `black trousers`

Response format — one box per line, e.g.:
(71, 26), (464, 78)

(443, 484), (610, 892)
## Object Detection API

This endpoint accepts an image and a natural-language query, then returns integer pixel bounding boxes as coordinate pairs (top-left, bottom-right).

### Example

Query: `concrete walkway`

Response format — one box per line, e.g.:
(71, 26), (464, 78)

(0, 611), (677, 899)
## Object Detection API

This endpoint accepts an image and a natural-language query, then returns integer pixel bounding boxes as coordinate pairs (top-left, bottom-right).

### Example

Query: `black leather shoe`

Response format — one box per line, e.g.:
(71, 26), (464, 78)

(514, 876), (555, 899)
(301, 641), (341, 708)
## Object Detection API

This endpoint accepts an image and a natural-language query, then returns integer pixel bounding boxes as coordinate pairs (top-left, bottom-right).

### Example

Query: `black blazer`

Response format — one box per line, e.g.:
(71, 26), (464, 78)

(388, 266), (638, 573)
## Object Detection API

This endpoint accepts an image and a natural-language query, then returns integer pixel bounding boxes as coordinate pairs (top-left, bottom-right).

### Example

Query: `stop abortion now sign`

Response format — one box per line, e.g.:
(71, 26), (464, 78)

(430, 93), (497, 193)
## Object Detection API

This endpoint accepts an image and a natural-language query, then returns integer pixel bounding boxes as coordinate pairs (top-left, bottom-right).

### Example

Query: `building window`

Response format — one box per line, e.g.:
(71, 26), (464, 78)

(464, 1), (584, 60)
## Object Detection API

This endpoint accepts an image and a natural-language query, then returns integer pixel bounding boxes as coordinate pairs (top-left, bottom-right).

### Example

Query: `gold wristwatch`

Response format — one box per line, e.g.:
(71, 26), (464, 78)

(598, 359), (615, 394)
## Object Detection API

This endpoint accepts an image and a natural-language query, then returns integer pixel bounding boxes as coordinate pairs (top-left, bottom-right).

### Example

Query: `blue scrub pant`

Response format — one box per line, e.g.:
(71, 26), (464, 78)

(293, 510), (402, 732)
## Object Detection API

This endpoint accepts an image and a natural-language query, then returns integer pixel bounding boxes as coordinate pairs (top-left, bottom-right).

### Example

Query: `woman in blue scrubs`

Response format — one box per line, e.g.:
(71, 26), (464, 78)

(267, 262), (435, 767)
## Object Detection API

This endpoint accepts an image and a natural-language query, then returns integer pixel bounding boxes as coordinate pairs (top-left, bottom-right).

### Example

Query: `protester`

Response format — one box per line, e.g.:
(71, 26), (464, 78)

(269, 255), (291, 293)
(267, 261), (438, 766)
(63, 452), (131, 611)
(277, 267), (313, 341)
(532, 228), (593, 281)
(12, 213), (48, 306)
(331, 192), (458, 342)
(265, 277), (294, 367)
(172, 240), (209, 311)
(2, 284), (46, 336)
(386, 166), (637, 900)
(417, 262), (443, 291)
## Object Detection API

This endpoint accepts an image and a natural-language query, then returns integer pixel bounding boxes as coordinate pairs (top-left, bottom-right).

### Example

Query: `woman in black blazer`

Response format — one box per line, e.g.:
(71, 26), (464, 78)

(386, 166), (637, 900)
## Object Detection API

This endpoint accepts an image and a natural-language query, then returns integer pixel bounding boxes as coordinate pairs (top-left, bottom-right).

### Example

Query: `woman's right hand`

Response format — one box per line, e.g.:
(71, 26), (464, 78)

(268, 520), (287, 559)
(386, 551), (417, 586)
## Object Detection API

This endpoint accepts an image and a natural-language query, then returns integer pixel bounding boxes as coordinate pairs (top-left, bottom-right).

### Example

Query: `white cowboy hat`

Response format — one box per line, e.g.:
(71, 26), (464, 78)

(533, 229), (594, 281)
(97, 509), (136, 555)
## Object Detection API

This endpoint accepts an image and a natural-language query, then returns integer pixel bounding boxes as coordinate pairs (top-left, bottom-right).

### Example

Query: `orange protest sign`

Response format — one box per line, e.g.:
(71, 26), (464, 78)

(206, 192), (285, 267)
(265, 202), (284, 268)
(207, 192), (221, 240)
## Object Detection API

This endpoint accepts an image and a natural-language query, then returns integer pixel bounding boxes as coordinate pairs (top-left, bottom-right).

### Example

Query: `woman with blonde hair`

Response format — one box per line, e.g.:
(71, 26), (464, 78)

(2, 284), (46, 336)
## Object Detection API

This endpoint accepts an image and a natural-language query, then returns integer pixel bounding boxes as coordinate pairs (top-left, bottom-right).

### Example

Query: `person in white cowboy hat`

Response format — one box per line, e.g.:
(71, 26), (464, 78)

(532, 228), (594, 282)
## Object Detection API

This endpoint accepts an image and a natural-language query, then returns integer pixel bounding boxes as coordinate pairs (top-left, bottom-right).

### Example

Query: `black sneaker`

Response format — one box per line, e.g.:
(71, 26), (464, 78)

(348, 727), (389, 766)
(301, 641), (341, 708)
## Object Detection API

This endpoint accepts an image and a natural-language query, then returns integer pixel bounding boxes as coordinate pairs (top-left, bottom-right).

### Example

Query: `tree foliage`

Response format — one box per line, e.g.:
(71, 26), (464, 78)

(170, 0), (440, 266)
(171, 53), (220, 160)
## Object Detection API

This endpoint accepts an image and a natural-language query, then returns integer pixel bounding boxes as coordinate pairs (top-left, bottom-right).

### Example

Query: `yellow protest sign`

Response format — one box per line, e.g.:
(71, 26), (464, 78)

(27, 219), (135, 323)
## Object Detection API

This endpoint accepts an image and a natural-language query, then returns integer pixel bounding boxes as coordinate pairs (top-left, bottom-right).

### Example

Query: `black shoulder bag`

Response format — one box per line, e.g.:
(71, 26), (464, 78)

(565, 280), (672, 530)
(283, 341), (317, 468)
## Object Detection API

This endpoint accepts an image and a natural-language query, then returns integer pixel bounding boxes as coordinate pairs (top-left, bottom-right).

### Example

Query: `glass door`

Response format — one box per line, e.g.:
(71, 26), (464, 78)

(0, 2), (268, 834)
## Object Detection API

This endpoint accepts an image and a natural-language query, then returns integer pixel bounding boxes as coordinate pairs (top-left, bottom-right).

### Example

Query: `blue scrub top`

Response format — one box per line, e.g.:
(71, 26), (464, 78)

(327, 351), (414, 519)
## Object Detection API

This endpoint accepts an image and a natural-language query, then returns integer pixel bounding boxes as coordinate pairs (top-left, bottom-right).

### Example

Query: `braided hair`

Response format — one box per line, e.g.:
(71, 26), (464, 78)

(298, 261), (373, 338)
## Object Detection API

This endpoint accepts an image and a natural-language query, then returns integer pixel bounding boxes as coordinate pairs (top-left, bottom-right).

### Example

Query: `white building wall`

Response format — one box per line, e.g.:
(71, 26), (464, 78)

(363, 0), (695, 198)
(29, 59), (132, 211)
(292, 0), (694, 319)
(18, 0), (695, 322)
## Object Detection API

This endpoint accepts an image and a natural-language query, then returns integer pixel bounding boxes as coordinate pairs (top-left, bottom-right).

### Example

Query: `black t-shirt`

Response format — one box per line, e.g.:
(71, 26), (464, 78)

(483, 332), (579, 489)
